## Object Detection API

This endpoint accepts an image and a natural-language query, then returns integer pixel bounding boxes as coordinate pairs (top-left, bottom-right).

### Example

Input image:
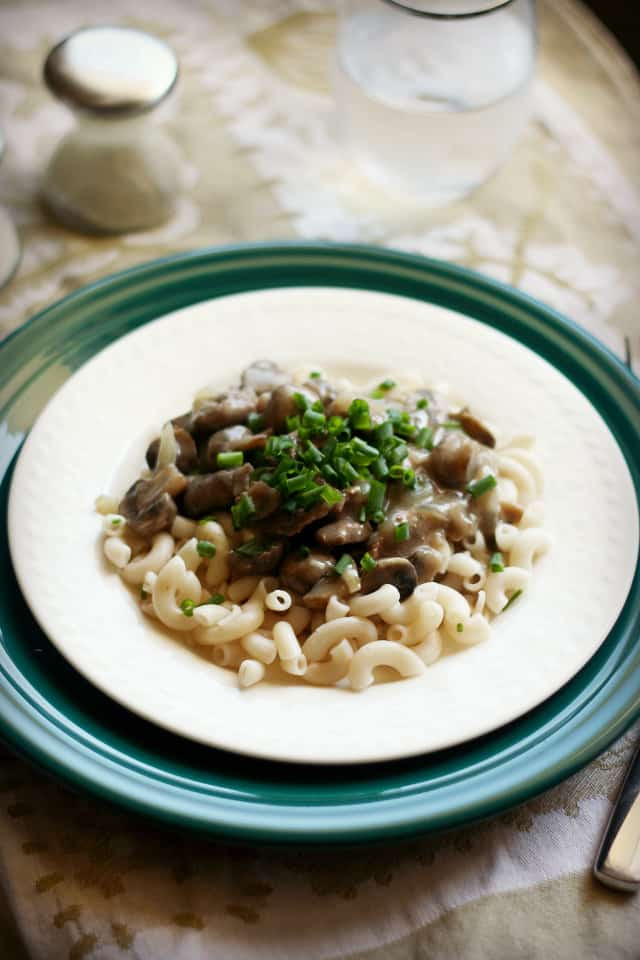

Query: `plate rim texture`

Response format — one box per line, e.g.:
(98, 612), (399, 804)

(1, 241), (639, 844)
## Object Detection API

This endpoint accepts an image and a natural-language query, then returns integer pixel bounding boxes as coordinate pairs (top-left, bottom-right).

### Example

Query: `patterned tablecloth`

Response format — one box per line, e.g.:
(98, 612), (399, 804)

(0, 1), (639, 958)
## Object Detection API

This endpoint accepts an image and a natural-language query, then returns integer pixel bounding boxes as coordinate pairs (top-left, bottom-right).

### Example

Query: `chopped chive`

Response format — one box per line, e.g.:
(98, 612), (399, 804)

(282, 473), (312, 495)
(366, 478), (386, 518)
(402, 468), (416, 488)
(235, 539), (268, 558)
(361, 552), (376, 572)
(327, 415), (345, 435)
(374, 420), (394, 445)
(197, 514), (217, 525)
(321, 463), (340, 484)
(302, 409), (326, 431)
(312, 399), (324, 413)
(372, 509), (385, 524)
(110, 516), (122, 526)
(415, 426), (433, 450)
(371, 378), (396, 398)
(389, 464), (404, 479)
(394, 520), (410, 542)
(217, 450), (243, 469)
(416, 397), (429, 410)
(304, 440), (324, 465)
(490, 551), (504, 572)
(200, 593), (224, 606)
(309, 371), (321, 379)
(371, 455), (389, 480)
(320, 485), (343, 506)
(180, 598), (195, 617)
(265, 435), (294, 457)
(443, 420), (462, 429)
(348, 398), (372, 431)
(334, 553), (354, 576)
(231, 493), (256, 529)
(467, 474), (497, 498)
(286, 414), (300, 432)
(298, 545), (311, 558)
(196, 539), (217, 558)
(247, 411), (264, 433)
(358, 506), (367, 523)
(456, 622), (464, 633)
(502, 589), (523, 612)
(293, 391), (309, 412)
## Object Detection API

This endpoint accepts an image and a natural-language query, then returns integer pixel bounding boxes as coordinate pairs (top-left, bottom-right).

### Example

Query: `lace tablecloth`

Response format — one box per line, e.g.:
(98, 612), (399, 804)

(0, 1), (639, 958)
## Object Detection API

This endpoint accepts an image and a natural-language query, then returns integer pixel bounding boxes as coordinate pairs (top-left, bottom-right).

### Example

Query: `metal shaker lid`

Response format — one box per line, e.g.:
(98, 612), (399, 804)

(44, 26), (178, 116)
(383, 1), (515, 16)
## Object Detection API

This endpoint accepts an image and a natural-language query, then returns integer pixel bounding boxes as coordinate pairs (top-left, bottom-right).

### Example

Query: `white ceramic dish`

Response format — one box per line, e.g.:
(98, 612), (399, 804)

(8, 287), (638, 764)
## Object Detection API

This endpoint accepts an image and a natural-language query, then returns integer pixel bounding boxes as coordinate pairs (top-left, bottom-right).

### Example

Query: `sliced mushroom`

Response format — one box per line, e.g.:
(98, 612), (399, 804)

(246, 480), (281, 520)
(411, 534), (449, 583)
(280, 551), (335, 595)
(428, 432), (477, 488)
(191, 388), (257, 434)
(229, 541), (284, 579)
(203, 425), (269, 468)
(456, 409), (495, 448)
(146, 427), (198, 474)
(315, 488), (370, 548)
(305, 377), (336, 406)
(241, 360), (291, 394)
(302, 576), (349, 610)
(361, 557), (417, 601)
(181, 463), (252, 517)
(119, 464), (187, 539)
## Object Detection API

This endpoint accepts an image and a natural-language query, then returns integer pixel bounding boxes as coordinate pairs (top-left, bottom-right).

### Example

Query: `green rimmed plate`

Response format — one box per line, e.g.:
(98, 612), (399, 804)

(1, 243), (639, 843)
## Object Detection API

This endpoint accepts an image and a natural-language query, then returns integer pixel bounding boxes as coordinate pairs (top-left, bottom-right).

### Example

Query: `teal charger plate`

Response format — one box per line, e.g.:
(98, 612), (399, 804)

(1, 242), (639, 844)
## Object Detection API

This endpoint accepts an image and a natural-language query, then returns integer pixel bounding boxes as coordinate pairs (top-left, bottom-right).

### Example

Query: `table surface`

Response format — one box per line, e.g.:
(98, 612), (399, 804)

(0, 1), (639, 958)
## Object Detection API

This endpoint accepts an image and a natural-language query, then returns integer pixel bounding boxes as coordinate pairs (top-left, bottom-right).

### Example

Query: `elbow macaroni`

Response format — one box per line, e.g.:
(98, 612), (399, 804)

(99, 425), (547, 690)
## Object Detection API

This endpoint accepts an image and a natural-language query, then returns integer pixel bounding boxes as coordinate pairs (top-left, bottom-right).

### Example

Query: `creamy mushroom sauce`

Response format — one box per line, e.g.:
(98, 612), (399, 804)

(114, 362), (520, 604)
(97, 362), (548, 690)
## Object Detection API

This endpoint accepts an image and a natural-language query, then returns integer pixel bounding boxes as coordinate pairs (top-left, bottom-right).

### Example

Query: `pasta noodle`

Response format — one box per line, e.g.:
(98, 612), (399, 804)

(99, 366), (548, 691)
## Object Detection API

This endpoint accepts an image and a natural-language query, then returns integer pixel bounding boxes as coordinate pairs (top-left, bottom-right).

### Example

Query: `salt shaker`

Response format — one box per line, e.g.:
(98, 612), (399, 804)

(42, 26), (181, 233)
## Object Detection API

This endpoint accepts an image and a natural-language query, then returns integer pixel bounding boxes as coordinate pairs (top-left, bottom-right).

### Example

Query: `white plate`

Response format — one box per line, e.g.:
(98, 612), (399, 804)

(8, 288), (638, 764)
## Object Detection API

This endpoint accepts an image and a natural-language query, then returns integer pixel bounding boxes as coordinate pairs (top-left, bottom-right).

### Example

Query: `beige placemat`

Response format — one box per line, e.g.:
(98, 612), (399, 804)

(0, 1), (638, 958)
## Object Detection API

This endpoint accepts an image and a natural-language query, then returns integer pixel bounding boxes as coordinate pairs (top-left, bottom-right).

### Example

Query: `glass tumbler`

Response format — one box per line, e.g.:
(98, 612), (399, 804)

(334, 0), (536, 204)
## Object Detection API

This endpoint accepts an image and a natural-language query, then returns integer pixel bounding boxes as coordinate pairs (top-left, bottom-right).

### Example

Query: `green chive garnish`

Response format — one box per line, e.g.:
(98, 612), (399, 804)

(293, 391), (309, 412)
(415, 426), (433, 450)
(197, 514), (217, 525)
(402, 468), (415, 488)
(416, 397), (428, 410)
(309, 371), (321, 379)
(467, 474), (497, 498)
(443, 420), (462, 429)
(361, 552), (376, 572)
(302, 409), (326, 431)
(298, 545), (311, 558)
(394, 520), (410, 542)
(247, 412), (264, 433)
(348, 398), (372, 431)
(180, 598), (195, 617)
(334, 554), (354, 576)
(200, 593), (224, 606)
(490, 552), (504, 572)
(371, 378), (396, 398)
(366, 478), (386, 518)
(456, 622), (464, 633)
(502, 589), (523, 612)
(196, 540), (216, 558)
(235, 539), (268, 558)
(217, 450), (243, 469)
(231, 493), (256, 529)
